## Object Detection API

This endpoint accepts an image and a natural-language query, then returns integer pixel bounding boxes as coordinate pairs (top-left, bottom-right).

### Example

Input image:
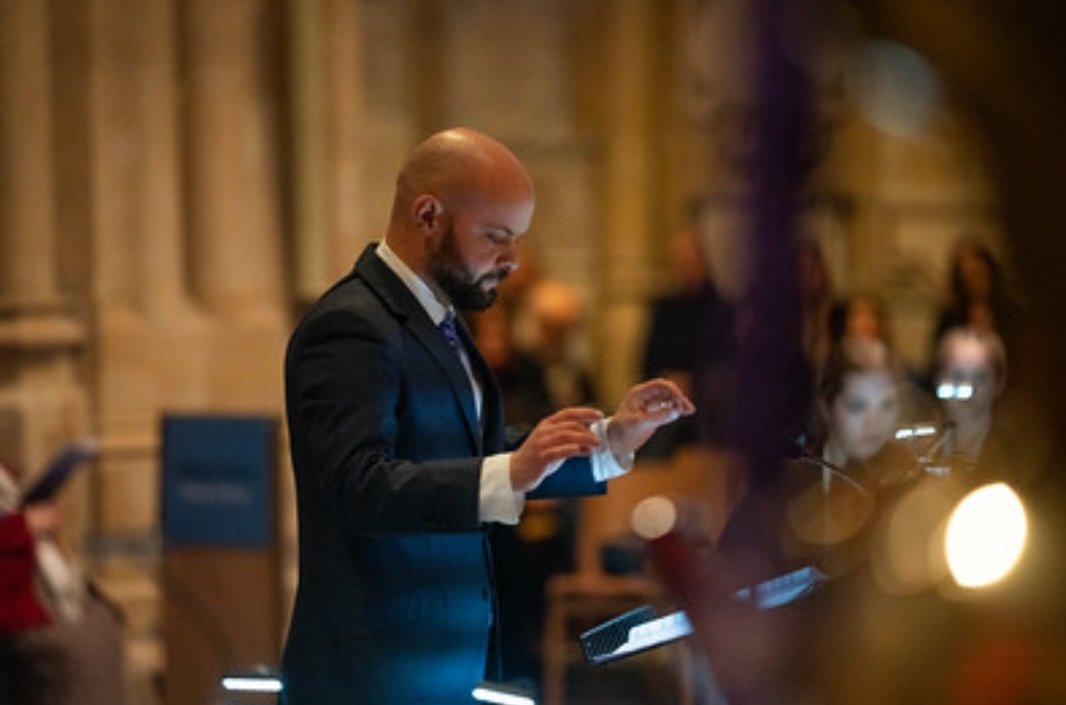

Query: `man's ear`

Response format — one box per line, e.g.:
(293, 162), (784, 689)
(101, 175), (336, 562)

(412, 194), (443, 234)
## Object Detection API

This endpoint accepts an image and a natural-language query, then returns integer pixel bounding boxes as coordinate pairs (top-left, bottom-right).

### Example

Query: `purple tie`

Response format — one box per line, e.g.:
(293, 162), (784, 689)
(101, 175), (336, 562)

(438, 313), (461, 351)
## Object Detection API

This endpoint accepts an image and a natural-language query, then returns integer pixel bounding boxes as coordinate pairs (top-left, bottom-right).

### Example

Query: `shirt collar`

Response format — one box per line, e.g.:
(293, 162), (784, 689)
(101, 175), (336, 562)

(375, 240), (454, 326)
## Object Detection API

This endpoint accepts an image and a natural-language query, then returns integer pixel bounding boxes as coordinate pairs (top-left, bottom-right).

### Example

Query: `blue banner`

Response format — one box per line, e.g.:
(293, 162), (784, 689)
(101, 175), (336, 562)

(161, 415), (276, 548)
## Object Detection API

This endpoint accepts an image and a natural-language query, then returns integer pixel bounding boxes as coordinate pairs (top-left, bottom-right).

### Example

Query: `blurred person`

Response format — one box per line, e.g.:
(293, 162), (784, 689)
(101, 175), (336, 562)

(716, 336), (917, 601)
(712, 338), (915, 646)
(931, 326), (1013, 483)
(468, 304), (553, 435)
(640, 204), (737, 454)
(932, 236), (1013, 353)
(522, 279), (597, 410)
(279, 127), (695, 705)
(935, 333), (1039, 705)
(887, 332), (1031, 705)
(709, 339), (925, 705)
(828, 292), (940, 407)
(470, 278), (597, 436)
(641, 207), (721, 396)
(828, 291), (892, 348)
(0, 457), (125, 705)
(789, 338), (916, 575)
(796, 237), (836, 382)
(816, 339), (917, 496)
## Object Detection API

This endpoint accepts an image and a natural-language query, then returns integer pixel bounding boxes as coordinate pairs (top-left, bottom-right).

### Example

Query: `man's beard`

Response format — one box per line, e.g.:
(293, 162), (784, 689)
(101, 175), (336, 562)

(429, 227), (508, 311)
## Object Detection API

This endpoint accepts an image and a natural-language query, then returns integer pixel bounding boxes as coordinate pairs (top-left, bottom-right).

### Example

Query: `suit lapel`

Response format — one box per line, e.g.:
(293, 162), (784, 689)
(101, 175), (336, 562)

(409, 315), (484, 454)
(354, 246), (484, 454)
(456, 317), (506, 453)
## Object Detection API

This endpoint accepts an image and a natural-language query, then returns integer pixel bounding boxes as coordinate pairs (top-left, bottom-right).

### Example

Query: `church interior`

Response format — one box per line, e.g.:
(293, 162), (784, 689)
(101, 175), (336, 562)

(2, 1), (1066, 704)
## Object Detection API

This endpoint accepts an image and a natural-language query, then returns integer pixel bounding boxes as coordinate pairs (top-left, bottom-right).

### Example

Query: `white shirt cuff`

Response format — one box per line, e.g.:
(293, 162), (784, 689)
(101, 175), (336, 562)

(590, 417), (634, 482)
(478, 453), (524, 525)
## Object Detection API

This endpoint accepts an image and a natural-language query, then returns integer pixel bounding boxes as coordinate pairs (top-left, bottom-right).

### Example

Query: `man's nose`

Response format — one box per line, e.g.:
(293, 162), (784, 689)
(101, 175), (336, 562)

(497, 243), (519, 272)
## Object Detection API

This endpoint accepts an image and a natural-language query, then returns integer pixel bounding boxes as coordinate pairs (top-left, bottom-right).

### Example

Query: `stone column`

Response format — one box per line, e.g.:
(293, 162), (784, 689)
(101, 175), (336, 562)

(596, 0), (659, 404)
(90, 0), (187, 321)
(181, 0), (286, 323)
(84, 5), (189, 689)
(0, 0), (61, 310)
(289, 0), (366, 304)
(282, 0), (366, 622)
(0, 0), (88, 552)
(179, 0), (288, 410)
(89, 0), (192, 455)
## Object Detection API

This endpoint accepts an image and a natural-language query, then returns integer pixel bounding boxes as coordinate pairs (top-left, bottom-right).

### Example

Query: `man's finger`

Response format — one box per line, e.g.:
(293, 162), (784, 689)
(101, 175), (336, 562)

(640, 396), (695, 417)
(537, 443), (595, 463)
(547, 407), (605, 425)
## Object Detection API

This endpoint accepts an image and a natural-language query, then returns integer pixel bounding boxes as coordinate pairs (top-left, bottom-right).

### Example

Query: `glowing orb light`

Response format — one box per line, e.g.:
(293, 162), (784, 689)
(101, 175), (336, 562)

(945, 482), (1028, 589)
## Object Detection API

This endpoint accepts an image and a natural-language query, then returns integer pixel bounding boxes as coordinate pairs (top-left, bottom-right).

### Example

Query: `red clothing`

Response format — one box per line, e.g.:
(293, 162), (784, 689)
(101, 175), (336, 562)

(0, 512), (51, 632)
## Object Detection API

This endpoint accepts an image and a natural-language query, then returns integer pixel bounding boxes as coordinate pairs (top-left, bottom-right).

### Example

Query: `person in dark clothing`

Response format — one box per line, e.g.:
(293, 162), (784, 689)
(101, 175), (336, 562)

(279, 127), (695, 705)
(641, 218), (736, 454)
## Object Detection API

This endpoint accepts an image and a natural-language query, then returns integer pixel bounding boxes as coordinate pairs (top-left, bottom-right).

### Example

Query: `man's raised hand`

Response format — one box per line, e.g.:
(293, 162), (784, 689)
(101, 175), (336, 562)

(510, 407), (604, 493)
(607, 378), (696, 462)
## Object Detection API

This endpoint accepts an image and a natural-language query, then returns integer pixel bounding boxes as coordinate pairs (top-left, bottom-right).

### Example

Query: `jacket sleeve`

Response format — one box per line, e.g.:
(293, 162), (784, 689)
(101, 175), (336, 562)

(0, 513), (51, 633)
(527, 458), (607, 499)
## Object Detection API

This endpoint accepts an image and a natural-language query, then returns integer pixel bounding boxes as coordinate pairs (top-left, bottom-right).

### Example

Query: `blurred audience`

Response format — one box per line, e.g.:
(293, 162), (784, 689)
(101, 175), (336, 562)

(718, 337), (915, 584)
(708, 338), (921, 704)
(0, 456), (125, 705)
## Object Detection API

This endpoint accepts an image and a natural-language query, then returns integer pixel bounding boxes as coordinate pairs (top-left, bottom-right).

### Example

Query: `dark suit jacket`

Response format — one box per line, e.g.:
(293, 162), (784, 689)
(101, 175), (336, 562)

(281, 245), (601, 705)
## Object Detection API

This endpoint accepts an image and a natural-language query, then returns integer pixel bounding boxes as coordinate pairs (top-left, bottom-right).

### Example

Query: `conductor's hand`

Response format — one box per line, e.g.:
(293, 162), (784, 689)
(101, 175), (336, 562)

(607, 378), (696, 461)
(511, 407), (605, 493)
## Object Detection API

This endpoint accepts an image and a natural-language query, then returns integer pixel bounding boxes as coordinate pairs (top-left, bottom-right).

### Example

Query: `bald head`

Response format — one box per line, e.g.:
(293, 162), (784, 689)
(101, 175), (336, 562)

(389, 128), (534, 230)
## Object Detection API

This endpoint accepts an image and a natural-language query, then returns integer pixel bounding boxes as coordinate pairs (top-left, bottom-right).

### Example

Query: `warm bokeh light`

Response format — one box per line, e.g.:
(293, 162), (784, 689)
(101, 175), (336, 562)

(945, 483), (1028, 588)
(631, 495), (678, 541)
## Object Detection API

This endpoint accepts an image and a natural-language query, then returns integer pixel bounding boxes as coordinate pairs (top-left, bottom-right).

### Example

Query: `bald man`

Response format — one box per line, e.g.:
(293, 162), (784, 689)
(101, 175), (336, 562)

(280, 128), (693, 704)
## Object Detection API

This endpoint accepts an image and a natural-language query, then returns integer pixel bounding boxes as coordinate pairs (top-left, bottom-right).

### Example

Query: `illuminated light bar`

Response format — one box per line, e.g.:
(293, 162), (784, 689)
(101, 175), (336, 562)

(472, 682), (536, 705)
(221, 676), (284, 694)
